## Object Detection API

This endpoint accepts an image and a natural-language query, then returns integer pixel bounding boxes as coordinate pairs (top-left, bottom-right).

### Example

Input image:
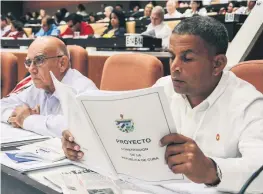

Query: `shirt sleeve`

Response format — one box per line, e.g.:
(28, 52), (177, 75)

(23, 114), (67, 137)
(1, 88), (32, 123)
(60, 27), (73, 37)
(51, 28), (60, 36)
(210, 99), (263, 192)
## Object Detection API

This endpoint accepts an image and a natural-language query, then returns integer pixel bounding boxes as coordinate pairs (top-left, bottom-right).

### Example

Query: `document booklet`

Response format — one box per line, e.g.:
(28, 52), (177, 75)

(51, 72), (187, 185)
(13, 138), (66, 162)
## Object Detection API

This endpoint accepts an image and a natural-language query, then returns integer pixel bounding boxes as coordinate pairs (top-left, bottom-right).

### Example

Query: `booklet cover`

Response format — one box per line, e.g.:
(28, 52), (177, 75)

(51, 72), (187, 185)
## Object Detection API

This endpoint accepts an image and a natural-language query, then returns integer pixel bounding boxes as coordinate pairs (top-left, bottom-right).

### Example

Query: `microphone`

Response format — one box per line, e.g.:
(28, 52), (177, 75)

(239, 164), (263, 194)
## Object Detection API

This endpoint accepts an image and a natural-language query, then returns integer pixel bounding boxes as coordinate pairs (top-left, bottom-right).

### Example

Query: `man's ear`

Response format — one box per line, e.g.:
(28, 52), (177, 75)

(212, 54), (227, 76)
(59, 56), (69, 73)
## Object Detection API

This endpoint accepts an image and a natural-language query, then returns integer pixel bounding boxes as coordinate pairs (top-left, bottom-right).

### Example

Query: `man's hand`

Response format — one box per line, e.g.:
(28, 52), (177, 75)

(160, 133), (219, 184)
(62, 130), (84, 161)
(8, 104), (40, 128)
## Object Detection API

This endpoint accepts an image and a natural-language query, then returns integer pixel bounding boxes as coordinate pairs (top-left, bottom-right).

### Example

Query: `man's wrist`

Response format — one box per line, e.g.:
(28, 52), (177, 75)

(205, 158), (222, 186)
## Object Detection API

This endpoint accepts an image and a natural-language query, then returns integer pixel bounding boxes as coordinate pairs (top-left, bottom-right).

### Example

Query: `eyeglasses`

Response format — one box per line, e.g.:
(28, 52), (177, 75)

(24, 55), (63, 68)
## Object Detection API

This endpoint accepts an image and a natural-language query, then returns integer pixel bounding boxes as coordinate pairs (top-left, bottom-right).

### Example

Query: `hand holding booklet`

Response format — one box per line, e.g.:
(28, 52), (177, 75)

(51, 72), (187, 184)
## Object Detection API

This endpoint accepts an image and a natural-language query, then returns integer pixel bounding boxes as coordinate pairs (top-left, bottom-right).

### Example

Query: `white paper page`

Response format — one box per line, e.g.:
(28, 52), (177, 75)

(1, 122), (48, 144)
(17, 138), (65, 162)
(77, 87), (185, 184)
(50, 72), (117, 179)
(0, 151), (71, 172)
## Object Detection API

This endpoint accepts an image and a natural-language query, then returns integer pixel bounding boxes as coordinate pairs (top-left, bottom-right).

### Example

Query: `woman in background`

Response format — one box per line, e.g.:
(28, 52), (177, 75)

(183, 0), (207, 17)
(3, 20), (27, 39)
(102, 9), (126, 38)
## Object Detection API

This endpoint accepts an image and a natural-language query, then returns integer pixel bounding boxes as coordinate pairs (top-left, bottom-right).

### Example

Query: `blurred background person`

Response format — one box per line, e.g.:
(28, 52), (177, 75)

(164, 0), (182, 19)
(140, 3), (154, 20)
(32, 11), (39, 20)
(97, 6), (113, 23)
(54, 12), (66, 25)
(115, 4), (123, 12)
(1, 15), (11, 36)
(60, 13), (94, 37)
(102, 9), (126, 38)
(88, 13), (97, 23)
(183, 0), (207, 17)
(76, 4), (88, 16)
(60, 8), (70, 19)
(142, 6), (171, 48)
(35, 16), (60, 37)
(2, 20), (27, 39)
(37, 9), (46, 20)
(235, 0), (257, 15)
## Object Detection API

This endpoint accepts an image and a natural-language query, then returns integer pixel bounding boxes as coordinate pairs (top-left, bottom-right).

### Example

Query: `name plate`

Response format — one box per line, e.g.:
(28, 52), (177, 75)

(225, 13), (235, 22)
(126, 35), (143, 47)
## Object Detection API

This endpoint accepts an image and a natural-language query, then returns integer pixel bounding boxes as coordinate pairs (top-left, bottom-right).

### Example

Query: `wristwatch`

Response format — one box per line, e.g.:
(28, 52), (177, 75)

(205, 158), (222, 187)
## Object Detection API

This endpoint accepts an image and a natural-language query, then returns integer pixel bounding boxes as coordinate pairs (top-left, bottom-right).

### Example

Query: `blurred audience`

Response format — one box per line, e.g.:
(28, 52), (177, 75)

(77, 4), (88, 16)
(142, 6), (171, 48)
(35, 16), (60, 37)
(97, 6), (113, 23)
(102, 9), (126, 38)
(89, 14), (97, 23)
(115, 4), (123, 12)
(38, 9), (46, 20)
(2, 20), (27, 39)
(1, 15), (11, 37)
(60, 8), (70, 18)
(235, 0), (257, 15)
(183, 0), (207, 17)
(140, 3), (154, 20)
(164, 0), (182, 19)
(54, 12), (66, 25)
(60, 13), (94, 37)
(32, 11), (39, 20)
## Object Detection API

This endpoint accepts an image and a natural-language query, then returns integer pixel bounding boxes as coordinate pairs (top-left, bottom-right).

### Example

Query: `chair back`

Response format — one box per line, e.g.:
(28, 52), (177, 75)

(100, 53), (163, 90)
(1, 52), (18, 97)
(230, 60), (263, 93)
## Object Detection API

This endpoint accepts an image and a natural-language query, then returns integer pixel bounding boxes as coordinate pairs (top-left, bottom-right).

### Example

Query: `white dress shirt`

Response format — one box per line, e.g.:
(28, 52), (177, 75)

(235, 6), (252, 15)
(164, 10), (183, 19)
(143, 22), (172, 48)
(1, 69), (98, 137)
(1, 25), (11, 37)
(154, 71), (263, 192)
(183, 8), (208, 17)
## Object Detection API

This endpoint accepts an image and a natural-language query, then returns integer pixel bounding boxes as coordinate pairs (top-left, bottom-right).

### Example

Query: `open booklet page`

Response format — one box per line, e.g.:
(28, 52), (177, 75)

(51, 72), (187, 184)
(51, 72), (117, 179)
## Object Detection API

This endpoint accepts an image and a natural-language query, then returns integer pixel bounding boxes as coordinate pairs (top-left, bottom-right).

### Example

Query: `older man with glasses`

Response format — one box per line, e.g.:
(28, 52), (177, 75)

(1, 36), (97, 137)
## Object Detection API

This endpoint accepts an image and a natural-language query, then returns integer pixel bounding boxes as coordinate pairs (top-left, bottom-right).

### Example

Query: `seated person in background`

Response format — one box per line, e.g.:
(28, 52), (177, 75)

(60, 13), (94, 37)
(235, 0), (257, 15)
(60, 8), (70, 19)
(179, 1), (189, 8)
(88, 13), (97, 23)
(62, 16), (263, 193)
(115, 4), (123, 12)
(37, 9), (46, 20)
(1, 15), (11, 37)
(2, 20), (27, 39)
(76, 4), (88, 16)
(142, 6), (172, 48)
(32, 11), (39, 20)
(226, 1), (240, 13)
(101, 9), (126, 38)
(140, 3), (154, 20)
(164, 0), (182, 19)
(35, 16), (60, 37)
(183, 0), (207, 17)
(1, 36), (98, 137)
(97, 6), (113, 23)
(54, 12), (66, 25)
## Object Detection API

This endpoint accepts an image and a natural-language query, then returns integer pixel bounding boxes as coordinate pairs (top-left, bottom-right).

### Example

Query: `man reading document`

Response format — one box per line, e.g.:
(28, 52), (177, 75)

(62, 16), (263, 192)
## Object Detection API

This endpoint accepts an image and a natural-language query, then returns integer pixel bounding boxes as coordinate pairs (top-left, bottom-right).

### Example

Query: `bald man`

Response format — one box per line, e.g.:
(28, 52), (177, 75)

(164, 0), (182, 19)
(142, 6), (172, 48)
(1, 36), (97, 137)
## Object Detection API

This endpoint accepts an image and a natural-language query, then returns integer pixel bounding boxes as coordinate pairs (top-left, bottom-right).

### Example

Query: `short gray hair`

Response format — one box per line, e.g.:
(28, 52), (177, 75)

(105, 6), (113, 12)
(152, 6), (165, 20)
(173, 16), (229, 55)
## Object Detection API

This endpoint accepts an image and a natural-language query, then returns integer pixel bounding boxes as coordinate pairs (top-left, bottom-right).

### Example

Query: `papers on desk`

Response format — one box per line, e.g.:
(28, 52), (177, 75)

(1, 123), (50, 148)
(0, 151), (70, 172)
(16, 138), (66, 162)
